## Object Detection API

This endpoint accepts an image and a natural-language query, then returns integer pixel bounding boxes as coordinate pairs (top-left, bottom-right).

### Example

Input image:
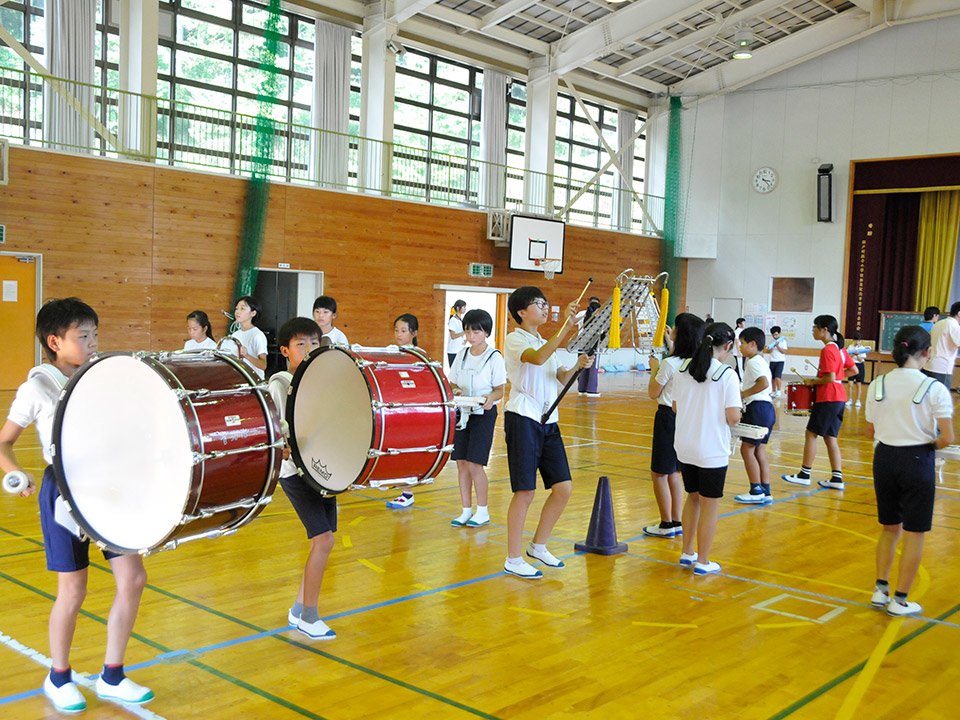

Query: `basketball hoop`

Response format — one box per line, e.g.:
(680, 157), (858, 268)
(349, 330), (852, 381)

(534, 258), (562, 280)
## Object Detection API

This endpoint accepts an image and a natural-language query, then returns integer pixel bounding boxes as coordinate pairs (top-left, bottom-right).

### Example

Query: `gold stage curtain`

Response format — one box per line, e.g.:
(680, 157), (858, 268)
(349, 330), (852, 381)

(914, 189), (960, 311)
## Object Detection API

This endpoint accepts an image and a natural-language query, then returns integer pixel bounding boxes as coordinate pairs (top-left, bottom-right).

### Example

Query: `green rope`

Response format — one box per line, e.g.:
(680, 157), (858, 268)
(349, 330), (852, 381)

(661, 96), (684, 324)
(233, 0), (283, 301)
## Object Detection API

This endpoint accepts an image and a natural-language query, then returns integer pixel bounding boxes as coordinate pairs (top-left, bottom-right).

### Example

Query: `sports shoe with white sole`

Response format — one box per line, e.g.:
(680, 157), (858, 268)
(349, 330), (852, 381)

(297, 617), (336, 640)
(43, 676), (86, 714)
(642, 523), (680, 538)
(782, 473), (811, 486)
(526, 543), (565, 568)
(693, 561), (722, 576)
(871, 588), (890, 608)
(734, 488), (768, 504)
(288, 608), (299, 626)
(95, 676), (154, 704)
(887, 599), (922, 617)
(386, 492), (414, 509)
(679, 552), (698, 567)
(817, 479), (845, 491)
(504, 558), (542, 579)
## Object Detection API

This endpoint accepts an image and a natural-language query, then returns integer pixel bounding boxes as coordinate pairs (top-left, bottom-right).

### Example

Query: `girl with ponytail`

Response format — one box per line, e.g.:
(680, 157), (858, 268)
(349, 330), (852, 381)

(671, 322), (742, 575)
(782, 314), (856, 490)
(864, 326), (953, 615)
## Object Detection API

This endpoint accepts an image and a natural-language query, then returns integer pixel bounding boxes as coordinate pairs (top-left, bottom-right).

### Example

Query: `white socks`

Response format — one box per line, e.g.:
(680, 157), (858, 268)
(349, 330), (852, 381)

(455, 508), (472, 524)
(471, 506), (489, 523)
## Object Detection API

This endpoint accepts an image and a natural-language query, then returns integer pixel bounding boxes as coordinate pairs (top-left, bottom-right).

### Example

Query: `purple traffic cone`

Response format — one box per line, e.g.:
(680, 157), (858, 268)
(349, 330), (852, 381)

(574, 476), (627, 555)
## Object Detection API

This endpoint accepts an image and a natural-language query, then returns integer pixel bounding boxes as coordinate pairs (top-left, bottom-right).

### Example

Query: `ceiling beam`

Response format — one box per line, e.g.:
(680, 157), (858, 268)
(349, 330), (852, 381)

(615, 0), (790, 78)
(481, 0), (538, 31)
(550, 0), (721, 76)
(389, 0), (442, 25)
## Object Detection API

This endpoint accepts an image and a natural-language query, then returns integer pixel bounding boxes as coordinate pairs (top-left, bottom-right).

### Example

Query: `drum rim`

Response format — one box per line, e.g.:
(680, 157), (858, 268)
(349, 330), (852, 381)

(52, 352), (194, 554)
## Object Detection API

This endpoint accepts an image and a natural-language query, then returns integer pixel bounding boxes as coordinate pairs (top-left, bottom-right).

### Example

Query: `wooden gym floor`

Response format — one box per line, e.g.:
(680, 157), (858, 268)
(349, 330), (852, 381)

(1, 372), (958, 719)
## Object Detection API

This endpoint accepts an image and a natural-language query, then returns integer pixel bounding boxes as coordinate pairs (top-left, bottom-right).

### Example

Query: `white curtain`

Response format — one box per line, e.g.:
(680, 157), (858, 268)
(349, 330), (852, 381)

(312, 20), (352, 188)
(479, 70), (507, 209)
(613, 108), (637, 231)
(44, 0), (97, 152)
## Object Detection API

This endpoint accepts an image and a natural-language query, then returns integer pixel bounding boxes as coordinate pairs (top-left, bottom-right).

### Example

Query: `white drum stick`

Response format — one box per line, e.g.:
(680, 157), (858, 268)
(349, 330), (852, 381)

(791, 366), (811, 379)
(3, 470), (30, 494)
(452, 395), (486, 408)
(732, 423), (768, 440)
(804, 358), (819, 372)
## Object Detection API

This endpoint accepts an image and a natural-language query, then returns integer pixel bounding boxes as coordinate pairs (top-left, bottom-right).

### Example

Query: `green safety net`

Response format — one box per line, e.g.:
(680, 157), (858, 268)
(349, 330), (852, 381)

(661, 95), (684, 324)
(233, 0), (283, 302)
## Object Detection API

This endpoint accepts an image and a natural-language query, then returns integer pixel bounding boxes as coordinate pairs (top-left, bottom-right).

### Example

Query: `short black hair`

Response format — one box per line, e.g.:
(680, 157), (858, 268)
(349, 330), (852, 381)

(278, 317), (321, 347)
(736, 317), (746, 326)
(36, 298), (98, 362)
(923, 306), (940, 321)
(770, 325), (781, 334)
(508, 286), (544, 324)
(187, 310), (213, 339)
(452, 299), (466, 311)
(235, 295), (262, 324)
(740, 326), (765, 349)
(462, 309), (493, 336)
(313, 295), (337, 313)
(950, 302), (960, 317)
(394, 313), (419, 346)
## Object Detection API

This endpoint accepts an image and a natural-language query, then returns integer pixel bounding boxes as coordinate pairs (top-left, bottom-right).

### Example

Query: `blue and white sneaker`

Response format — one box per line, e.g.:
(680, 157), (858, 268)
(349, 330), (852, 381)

(386, 492), (414, 509)
(679, 552), (698, 567)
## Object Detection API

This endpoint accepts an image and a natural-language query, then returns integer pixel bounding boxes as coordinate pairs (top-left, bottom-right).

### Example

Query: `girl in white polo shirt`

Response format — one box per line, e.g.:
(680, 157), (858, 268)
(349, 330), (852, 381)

(643, 313), (705, 538)
(865, 325), (954, 616)
(672, 322), (742, 576)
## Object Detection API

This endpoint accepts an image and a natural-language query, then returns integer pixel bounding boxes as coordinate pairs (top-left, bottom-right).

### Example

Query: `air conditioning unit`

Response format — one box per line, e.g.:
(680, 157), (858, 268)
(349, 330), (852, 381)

(487, 208), (510, 247)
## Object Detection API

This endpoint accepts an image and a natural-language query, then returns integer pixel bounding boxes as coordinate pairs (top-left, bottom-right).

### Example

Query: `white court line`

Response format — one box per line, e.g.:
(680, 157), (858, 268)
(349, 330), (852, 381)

(0, 629), (168, 719)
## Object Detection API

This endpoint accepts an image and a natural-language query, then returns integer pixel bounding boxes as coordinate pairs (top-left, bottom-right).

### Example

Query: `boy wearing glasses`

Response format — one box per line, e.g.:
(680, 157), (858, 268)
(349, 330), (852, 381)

(502, 286), (593, 579)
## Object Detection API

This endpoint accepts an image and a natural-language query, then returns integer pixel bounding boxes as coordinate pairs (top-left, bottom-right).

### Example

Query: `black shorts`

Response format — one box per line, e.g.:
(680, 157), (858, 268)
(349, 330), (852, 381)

(452, 406), (498, 465)
(806, 401), (845, 438)
(852, 362), (865, 384)
(873, 443), (936, 532)
(650, 404), (678, 475)
(279, 474), (338, 538)
(741, 400), (776, 445)
(504, 411), (571, 492)
(769, 361), (785, 380)
(679, 462), (727, 499)
(922, 368), (951, 391)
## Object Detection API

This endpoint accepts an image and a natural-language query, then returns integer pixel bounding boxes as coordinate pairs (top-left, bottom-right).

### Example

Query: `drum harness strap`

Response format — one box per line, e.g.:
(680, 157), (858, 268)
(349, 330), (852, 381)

(678, 358), (731, 382)
(872, 374), (937, 404)
(454, 347), (501, 428)
(28, 364), (67, 393)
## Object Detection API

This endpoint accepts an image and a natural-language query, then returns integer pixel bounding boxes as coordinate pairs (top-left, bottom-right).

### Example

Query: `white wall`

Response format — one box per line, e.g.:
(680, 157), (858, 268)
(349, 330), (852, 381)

(648, 15), (960, 347)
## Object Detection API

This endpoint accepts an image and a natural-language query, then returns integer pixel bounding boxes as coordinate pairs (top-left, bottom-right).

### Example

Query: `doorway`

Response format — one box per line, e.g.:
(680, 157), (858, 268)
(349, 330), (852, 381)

(1, 251), (41, 390)
(252, 268), (324, 376)
(440, 288), (507, 371)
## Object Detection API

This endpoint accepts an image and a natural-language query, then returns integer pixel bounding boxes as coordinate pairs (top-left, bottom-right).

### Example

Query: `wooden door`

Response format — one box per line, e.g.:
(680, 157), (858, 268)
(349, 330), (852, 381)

(0, 254), (38, 390)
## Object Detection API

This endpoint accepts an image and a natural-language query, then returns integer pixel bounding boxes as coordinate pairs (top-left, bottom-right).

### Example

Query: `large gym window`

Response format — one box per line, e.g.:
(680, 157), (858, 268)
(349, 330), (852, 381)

(392, 47), (481, 204)
(156, 0), (314, 179)
(0, 0), (44, 146)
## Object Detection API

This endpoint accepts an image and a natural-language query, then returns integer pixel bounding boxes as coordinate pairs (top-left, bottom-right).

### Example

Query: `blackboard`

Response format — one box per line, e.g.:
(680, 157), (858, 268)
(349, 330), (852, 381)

(878, 311), (924, 353)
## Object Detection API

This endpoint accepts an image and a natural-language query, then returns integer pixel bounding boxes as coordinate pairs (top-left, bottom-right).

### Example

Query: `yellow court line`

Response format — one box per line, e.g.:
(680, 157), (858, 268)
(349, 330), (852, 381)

(765, 510), (877, 544)
(756, 621), (814, 629)
(349, 515), (366, 527)
(509, 606), (569, 618)
(357, 558), (384, 573)
(341, 535), (352, 548)
(631, 621), (697, 629)
(723, 559), (866, 596)
(835, 617), (905, 720)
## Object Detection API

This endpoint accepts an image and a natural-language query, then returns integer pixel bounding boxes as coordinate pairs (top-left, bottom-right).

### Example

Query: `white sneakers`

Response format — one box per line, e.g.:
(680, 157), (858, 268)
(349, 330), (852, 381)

(693, 561), (721, 576)
(297, 617), (336, 640)
(679, 552), (698, 567)
(782, 473), (812, 486)
(526, 543), (565, 568)
(504, 557), (542, 579)
(43, 676), (86, 714)
(886, 599), (922, 616)
(95, 676), (154, 704)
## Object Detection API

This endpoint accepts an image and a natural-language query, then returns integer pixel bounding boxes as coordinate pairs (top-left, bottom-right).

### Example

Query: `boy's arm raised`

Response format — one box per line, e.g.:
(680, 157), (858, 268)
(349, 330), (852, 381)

(520, 301), (580, 366)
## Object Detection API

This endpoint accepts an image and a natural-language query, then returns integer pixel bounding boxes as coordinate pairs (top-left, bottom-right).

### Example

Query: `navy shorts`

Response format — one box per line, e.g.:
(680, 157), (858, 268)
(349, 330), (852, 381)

(504, 412), (571, 492)
(679, 463), (727, 499)
(39, 466), (119, 572)
(769, 361), (784, 380)
(873, 443), (936, 532)
(453, 406), (498, 466)
(279, 474), (338, 538)
(742, 400), (776, 445)
(650, 404), (678, 475)
(922, 368), (951, 391)
(852, 362), (865, 384)
(806, 401), (845, 438)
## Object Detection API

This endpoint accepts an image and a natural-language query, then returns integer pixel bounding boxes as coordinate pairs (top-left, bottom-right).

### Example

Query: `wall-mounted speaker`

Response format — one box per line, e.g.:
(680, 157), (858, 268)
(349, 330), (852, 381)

(817, 163), (833, 222)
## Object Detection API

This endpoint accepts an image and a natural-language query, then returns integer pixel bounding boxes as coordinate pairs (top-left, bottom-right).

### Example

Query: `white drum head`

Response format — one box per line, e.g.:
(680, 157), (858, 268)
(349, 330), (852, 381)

(56, 355), (194, 551)
(291, 349), (373, 492)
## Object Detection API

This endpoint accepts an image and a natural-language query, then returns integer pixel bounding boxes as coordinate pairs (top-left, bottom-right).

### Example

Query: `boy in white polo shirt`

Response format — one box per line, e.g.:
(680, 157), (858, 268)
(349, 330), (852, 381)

(502, 286), (592, 579)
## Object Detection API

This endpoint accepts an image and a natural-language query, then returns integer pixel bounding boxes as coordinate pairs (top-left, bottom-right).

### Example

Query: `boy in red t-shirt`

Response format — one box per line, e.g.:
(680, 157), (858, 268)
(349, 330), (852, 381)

(782, 315), (855, 490)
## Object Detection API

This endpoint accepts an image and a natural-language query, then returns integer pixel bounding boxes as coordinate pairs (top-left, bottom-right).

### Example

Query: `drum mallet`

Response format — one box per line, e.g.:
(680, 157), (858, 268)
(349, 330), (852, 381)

(804, 358), (819, 372)
(574, 278), (593, 307)
(3, 470), (31, 494)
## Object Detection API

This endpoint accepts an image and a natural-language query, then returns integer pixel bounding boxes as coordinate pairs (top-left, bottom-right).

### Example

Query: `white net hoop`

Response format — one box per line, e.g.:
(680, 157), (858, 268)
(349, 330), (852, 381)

(537, 258), (561, 280)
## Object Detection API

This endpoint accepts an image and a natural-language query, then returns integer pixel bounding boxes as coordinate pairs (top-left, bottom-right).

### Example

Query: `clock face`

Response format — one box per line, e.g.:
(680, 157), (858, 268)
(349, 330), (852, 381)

(752, 166), (777, 194)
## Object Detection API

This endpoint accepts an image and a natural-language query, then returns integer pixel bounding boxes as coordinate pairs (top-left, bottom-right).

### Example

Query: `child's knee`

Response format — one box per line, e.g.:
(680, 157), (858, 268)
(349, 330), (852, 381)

(550, 481), (572, 500)
(311, 532), (335, 553)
